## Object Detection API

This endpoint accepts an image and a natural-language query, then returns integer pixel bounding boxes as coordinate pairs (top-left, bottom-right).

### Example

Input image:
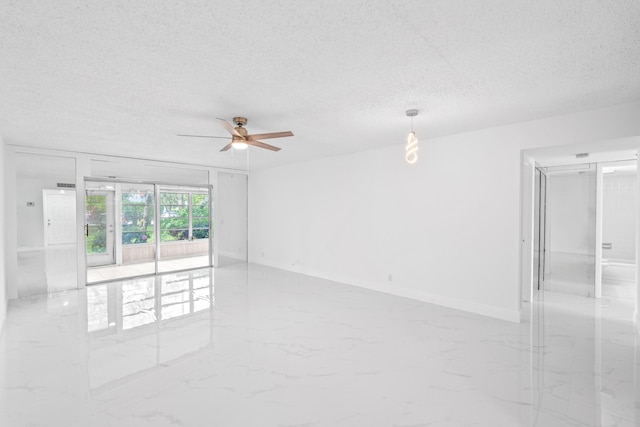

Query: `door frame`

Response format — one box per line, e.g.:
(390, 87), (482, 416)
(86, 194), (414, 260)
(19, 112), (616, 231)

(534, 167), (547, 294)
(520, 145), (640, 323)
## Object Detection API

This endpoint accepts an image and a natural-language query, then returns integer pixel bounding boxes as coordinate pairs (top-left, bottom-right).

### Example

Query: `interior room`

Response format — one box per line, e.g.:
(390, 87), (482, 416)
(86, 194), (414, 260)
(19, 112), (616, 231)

(1, 1), (640, 426)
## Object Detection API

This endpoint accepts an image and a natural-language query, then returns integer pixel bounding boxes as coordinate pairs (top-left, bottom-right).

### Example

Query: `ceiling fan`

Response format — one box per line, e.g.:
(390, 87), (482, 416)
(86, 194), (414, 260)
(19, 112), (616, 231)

(178, 117), (293, 152)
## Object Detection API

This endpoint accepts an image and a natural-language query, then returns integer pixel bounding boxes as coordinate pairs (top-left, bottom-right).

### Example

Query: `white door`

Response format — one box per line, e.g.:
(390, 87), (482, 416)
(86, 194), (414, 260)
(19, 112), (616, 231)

(44, 190), (76, 245)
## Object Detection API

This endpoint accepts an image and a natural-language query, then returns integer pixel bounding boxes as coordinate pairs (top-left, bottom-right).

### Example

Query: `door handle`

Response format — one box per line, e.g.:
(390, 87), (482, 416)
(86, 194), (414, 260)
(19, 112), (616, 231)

(85, 224), (89, 237)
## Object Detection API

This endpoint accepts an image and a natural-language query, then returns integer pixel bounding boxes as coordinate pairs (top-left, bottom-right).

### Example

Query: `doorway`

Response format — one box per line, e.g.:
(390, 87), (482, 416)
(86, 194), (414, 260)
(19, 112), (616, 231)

(542, 164), (597, 297)
(15, 153), (78, 297)
(529, 160), (637, 300)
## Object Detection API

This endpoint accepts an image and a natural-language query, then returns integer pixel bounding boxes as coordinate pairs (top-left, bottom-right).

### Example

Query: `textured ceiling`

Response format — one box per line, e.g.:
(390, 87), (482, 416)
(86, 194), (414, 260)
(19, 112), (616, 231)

(1, 0), (640, 170)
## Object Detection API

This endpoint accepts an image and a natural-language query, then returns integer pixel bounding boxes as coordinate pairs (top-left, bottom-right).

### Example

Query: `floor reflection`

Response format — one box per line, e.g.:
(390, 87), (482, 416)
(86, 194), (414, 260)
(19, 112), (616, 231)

(86, 255), (210, 283)
(17, 244), (77, 297)
(530, 292), (639, 426)
(2, 264), (640, 426)
(86, 269), (214, 392)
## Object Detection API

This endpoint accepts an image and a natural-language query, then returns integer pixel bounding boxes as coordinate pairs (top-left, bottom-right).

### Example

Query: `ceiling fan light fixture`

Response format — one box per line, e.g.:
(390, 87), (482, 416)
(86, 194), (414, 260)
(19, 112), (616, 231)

(231, 140), (249, 150)
(181, 116), (293, 152)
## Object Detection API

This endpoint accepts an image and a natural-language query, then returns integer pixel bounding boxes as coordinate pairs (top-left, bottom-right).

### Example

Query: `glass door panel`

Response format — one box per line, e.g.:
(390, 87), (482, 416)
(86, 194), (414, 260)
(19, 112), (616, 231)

(87, 182), (157, 283)
(544, 164), (597, 297)
(120, 183), (156, 276)
(86, 190), (115, 267)
(158, 186), (211, 273)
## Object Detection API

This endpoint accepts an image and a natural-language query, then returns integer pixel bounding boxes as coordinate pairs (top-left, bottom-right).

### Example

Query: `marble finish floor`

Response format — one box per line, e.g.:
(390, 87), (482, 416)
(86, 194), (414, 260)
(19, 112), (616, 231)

(1, 264), (639, 426)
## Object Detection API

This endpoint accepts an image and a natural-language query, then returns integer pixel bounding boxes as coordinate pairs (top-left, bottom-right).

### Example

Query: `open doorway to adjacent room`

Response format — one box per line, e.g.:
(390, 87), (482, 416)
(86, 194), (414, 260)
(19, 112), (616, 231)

(521, 140), (639, 306)
(530, 161), (637, 301)
(14, 152), (78, 297)
(521, 140), (640, 426)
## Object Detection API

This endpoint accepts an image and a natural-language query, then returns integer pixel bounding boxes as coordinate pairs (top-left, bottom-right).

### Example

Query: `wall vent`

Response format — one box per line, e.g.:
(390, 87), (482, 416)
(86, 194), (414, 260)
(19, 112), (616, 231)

(575, 153), (589, 159)
(57, 183), (76, 188)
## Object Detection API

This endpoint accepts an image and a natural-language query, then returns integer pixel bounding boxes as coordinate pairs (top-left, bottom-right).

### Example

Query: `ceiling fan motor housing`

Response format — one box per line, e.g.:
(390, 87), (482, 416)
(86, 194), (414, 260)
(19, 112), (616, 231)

(233, 117), (248, 136)
(233, 117), (248, 126)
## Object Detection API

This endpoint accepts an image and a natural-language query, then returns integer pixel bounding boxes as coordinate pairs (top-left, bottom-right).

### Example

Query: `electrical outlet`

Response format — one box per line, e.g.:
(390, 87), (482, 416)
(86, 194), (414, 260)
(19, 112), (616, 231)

(388, 274), (393, 282)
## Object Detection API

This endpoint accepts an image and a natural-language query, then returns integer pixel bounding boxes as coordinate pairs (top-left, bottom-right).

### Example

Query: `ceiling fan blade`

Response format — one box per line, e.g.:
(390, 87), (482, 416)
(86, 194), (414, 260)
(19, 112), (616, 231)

(216, 118), (242, 137)
(246, 131), (293, 140)
(248, 140), (281, 151)
(220, 142), (234, 152)
(177, 134), (230, 139)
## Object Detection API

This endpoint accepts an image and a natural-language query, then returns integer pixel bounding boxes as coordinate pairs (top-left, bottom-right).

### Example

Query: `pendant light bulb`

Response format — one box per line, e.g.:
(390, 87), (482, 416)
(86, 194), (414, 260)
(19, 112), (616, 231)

(405, 109), (419, 164)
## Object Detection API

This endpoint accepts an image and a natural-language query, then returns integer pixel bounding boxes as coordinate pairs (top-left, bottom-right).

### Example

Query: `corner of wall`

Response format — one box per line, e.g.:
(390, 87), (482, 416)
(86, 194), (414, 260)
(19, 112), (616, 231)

(636, 150), (640, 336)
(0, 135), (7, 335)
(254, 258), (521, 323)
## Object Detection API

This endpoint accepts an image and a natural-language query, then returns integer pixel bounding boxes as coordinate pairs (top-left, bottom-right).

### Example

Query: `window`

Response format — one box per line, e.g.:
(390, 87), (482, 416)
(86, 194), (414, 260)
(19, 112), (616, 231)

(160, 192), (189, 241)
(192, 193), (210, 239)
(121, 190), (155, 245)
(160, 191), (209, 242)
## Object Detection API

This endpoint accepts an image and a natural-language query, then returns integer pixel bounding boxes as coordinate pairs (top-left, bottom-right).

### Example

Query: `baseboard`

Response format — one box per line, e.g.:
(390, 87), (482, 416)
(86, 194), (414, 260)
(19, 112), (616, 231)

(253, 260), (521, 323)
(218, 250), (247, 259)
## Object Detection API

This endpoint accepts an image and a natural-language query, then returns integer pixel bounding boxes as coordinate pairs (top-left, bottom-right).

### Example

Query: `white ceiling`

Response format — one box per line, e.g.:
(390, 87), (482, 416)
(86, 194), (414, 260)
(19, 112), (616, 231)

(1, 1), (640, 170)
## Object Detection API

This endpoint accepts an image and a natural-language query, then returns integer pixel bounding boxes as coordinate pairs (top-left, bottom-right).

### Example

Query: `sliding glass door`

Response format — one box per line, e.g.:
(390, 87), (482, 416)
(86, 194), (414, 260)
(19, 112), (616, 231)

(85, 180), (213, 283)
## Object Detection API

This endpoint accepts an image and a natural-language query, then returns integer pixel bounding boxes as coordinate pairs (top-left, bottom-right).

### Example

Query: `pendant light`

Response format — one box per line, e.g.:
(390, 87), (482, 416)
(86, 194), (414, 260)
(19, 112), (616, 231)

(405, 109), (419, 164)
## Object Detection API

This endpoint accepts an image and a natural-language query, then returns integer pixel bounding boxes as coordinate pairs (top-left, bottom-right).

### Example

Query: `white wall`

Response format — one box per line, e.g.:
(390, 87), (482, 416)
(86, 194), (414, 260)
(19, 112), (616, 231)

(603, 172), (637, 262)
(16, 177), (61, 248)
(249, 102), (640, 322)
(520, 157), (535, 303)
(15, 153), (76, 248)
(217, 172), (248, 264)
(636, 155), (640, 332)
(0, 134), (7, 334)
